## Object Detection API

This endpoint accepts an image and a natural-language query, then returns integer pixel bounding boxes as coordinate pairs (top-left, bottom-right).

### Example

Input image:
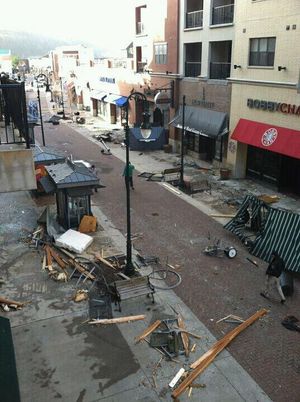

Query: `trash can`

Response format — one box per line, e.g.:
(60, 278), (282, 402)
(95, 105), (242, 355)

(220, 168), (231, 180)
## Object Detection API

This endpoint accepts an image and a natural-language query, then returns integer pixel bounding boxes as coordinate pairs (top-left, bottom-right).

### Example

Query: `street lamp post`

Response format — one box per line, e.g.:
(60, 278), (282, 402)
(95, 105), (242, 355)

(36, 73), (52, 146)
(123, 91), (150, 276)
(60, 78), (66, 119)
(179, 95), (186, 189)
(36, 85), (46, 146)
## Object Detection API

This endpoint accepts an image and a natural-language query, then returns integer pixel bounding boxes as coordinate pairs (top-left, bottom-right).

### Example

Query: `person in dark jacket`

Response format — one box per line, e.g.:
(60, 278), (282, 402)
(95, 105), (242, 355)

(261, 251), (286, 303)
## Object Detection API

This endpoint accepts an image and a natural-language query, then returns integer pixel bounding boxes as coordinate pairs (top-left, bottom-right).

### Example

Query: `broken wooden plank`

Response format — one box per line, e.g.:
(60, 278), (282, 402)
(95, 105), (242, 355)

(94, 252), (117, 270)
(44, 245), (54, 271)
(88, 315), (146, 325)
(49, 246), (67, 270)
(174, 327), (202, 340)
(177, 314), (189, 357)
(171, 309), (268, 400)
(135, 320), (162, 343)
(0, 296), (29, 308)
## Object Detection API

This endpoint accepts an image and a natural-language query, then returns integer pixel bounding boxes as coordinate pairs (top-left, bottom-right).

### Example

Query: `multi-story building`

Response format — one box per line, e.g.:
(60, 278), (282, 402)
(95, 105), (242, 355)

(0, 49), (12, 75)
(169, 0), (235, 162)
(227, 0), (300, 195)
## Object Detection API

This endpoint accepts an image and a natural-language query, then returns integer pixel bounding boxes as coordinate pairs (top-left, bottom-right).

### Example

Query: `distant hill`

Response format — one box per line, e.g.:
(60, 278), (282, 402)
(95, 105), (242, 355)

(0, 30), (103, 58)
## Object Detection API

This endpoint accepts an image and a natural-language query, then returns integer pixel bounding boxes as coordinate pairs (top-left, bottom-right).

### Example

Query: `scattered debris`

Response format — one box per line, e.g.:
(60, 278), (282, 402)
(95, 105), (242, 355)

(246, 257), (259, 267)
(169, 368), (185, 388)
(281, 315), (300, 332)
(216, 314), (245, 324)
(88, 314), (146, 325)
(171, 309), (268, 399)
(0, 296), (29, 311)
(78, 215), (97, 233)
(135, 320), (162, 343)
(73, 289), (89, 303)
(56, 229), (93, 253)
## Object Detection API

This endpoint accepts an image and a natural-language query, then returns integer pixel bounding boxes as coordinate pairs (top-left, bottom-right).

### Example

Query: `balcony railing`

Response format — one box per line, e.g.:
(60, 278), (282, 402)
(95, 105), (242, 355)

(210, 62), (231, 79)
(136, 21), (145, 35)
(185, 62), (201, 77)
(137, 61), (147, 73)
(186, 10), (203, 28)
(212, 4), (234, 25)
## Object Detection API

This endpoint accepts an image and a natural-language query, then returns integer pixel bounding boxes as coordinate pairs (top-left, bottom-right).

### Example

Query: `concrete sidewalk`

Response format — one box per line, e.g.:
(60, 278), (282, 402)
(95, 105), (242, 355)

(0, 189), (272, 402)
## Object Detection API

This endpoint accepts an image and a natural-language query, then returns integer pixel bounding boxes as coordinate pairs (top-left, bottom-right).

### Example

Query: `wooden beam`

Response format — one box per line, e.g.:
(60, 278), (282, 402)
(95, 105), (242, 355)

(135, 320), (162, 343)
(94, 252), (117, 270)
(88, 315), (146, 325)
(49, 246), (67, 270)
(171, 309), (268, 399)
(0, 296), (28, 307)
(177, 314), (189, 357)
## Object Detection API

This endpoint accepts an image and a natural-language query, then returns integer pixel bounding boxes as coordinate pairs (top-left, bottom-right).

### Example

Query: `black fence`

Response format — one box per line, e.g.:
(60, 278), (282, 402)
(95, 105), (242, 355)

(0, 77), (30, 148)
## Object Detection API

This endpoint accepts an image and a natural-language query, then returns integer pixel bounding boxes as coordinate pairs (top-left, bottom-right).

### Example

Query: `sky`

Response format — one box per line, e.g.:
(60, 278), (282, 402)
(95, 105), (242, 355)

(1, 0), (134, 55)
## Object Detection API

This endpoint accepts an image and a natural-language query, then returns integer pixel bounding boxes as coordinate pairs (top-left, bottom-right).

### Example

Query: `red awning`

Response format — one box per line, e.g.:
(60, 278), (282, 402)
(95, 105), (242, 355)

(231, 119), (300, 159)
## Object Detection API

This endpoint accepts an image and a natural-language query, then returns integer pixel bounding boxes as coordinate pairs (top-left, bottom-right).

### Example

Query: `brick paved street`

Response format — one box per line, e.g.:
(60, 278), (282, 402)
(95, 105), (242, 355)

(32, 98), (300, 402)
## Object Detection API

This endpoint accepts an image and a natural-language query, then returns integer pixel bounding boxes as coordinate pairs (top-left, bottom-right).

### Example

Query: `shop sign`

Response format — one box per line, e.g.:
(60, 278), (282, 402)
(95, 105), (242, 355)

(191, 99), (215, 108)
(261, 128), (278, 147)
(154, 91), (171, 111)
(99, 76), (115, 84)
(247, 98), (300, 116)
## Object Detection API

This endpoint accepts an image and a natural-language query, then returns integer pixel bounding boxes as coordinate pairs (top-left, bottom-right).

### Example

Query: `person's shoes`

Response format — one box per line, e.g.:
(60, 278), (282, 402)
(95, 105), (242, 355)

(281, 299), (286, 304)
(260, 292), (269, 299)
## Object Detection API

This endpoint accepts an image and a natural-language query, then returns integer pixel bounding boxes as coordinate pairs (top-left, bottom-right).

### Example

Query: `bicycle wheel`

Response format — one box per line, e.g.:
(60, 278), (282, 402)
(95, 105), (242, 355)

(148, 269), (182, 290)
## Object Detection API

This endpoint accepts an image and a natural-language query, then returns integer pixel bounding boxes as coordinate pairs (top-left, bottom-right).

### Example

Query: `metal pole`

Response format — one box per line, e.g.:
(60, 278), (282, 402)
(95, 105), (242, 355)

(37, 87), (45, 146)
(124, 102), (134, 276)
(60, 78), (65, 119)
(180, 95), (186, 189)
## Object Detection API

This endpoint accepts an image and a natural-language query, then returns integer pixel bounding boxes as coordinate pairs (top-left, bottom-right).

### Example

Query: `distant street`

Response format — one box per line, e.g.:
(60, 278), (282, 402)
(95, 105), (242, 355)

(33, 94), (300, 402)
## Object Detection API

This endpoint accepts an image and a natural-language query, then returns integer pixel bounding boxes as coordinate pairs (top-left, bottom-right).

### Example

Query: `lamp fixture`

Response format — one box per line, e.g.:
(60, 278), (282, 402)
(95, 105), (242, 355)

(278, 66), (287, 71)
(233, 64), (242, 69)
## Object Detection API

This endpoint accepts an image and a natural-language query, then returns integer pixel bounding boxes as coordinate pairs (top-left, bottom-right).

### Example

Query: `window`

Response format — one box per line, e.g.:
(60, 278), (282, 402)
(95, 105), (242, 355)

(154, 43), (167, 65)
(249, 37), (276, 66)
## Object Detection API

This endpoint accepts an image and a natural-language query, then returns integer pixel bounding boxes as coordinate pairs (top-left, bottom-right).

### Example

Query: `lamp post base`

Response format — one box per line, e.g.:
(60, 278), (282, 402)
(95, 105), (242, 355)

(124, 261), (135, 277)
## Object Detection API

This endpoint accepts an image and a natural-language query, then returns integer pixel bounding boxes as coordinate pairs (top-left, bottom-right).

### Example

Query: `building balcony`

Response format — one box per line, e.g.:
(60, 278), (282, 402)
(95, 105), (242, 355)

(185, 61), (201, 77)
(186, 10), (203, 29)
(209, 62), (231, 79)
(211, 3), (234, 25)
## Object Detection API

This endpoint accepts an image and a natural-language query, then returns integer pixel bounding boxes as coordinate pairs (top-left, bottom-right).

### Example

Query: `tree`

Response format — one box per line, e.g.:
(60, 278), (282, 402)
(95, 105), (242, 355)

(11, 55), (21, 70)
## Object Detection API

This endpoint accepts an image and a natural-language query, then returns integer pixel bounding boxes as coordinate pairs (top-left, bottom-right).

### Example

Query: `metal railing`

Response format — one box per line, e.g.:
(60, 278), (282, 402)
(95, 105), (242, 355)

(210, 62), (231, 79)
(212, 4), (234, 25)
(185, 62), (202, 77)
(0, 79), (30, 148)
(186, 10), (203, 28)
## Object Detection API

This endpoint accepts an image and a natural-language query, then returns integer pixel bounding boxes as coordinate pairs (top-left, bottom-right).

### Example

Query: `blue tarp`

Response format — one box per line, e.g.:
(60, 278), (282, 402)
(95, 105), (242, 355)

(129, 127), (167, 151)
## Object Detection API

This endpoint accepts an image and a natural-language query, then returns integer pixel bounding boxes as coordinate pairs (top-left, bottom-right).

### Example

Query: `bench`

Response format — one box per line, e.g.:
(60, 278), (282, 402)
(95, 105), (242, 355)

(113, 276), (155, 312)
(162, 167), (181, 184)
(189, 179), (211, 196)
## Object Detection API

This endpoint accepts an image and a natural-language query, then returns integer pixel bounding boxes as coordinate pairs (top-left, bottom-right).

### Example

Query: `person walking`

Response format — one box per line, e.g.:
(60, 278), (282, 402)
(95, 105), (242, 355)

(260, 251), (286, 303)
(90, 164), (99, 192)
(122, 162), (135, 190)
